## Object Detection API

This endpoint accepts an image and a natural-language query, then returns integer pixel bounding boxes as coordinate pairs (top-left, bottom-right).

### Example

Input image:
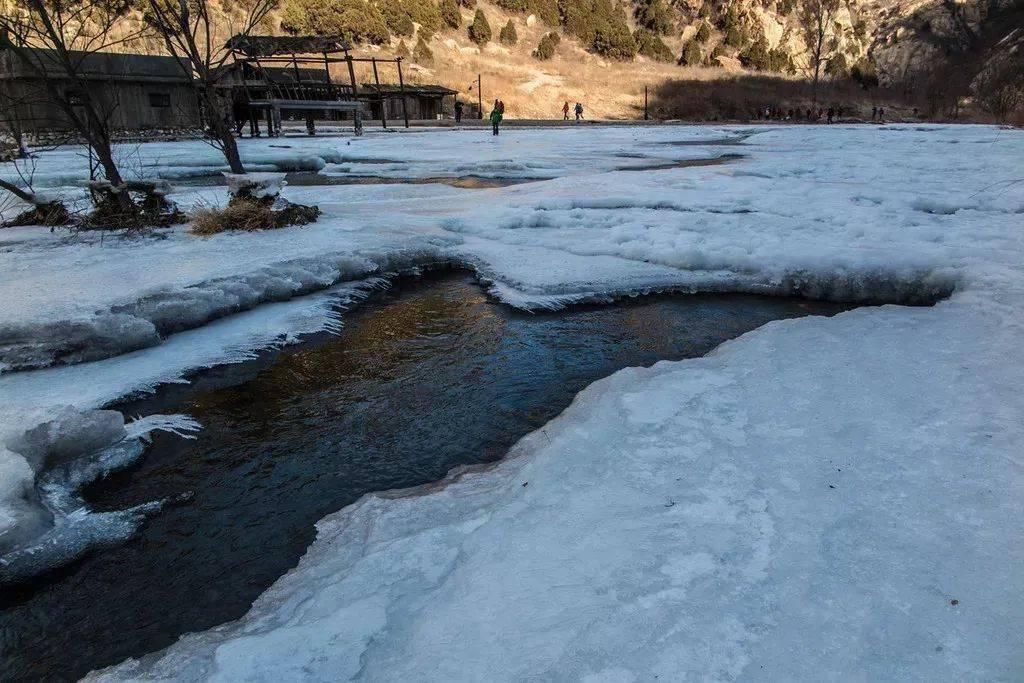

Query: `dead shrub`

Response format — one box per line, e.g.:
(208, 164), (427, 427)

(4, 201), (71, 228)
(190, 199), (320, 235)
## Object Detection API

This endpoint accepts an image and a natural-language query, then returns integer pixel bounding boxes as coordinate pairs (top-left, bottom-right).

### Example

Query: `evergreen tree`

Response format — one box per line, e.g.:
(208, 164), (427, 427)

(281, 0), (390, 44)
(468, 8), (492, 44)
(408, 0), (442, 38)
(533, 31), (560, 59)
(634, 28), (673, 61)
(742, 35), (770, 69)
(695, 21), (711, 43)
(725, 24), (747, 48)
(439, 0), (461, 28)
(499, 19), (519, 45)
(378, 0), (414, 36)
(825, 52), (849, 77)
(528, 0), (559, 26)
(633, 0), (674, 35)
(679, 39), (702, 65)
(414, 35), (434, 64)
(592, 20), (636, 59)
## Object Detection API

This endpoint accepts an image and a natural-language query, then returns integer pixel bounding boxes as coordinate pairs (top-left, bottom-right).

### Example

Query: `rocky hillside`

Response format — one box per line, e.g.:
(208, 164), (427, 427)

(261, 0), (1019, 120)
(97, 0), (1024, 121)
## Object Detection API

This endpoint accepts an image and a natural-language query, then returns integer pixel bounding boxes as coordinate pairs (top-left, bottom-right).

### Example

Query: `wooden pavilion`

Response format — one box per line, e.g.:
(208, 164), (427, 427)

(219, 34), (414, 136)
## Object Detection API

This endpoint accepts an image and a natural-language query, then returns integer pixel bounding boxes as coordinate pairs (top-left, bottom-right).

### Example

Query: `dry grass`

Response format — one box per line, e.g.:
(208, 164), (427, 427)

(346, 2), (932, 121)
(190, 199), (320, 235)
(345, 1), (701, 120)
(192, 200), (277, 235)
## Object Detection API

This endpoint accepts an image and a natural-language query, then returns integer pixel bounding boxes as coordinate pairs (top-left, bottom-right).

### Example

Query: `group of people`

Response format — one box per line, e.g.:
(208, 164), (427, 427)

(756, 106), (846, 123)
(561, 101), (585, 121)
(453, 99), (589, 134)
(754, 105), (898, 124)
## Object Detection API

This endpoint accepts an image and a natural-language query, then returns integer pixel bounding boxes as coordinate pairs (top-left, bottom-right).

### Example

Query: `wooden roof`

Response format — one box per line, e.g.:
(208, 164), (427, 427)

(361, 84), (458, 96)
(225, 35), (352, 57)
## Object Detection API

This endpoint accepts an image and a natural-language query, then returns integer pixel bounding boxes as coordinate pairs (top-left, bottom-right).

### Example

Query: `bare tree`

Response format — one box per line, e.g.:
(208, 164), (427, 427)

(974, 56), (1024, 122)
(0, 0), (145, 214)
(799, 0), (842, 103)
(143, 0), (277, 174)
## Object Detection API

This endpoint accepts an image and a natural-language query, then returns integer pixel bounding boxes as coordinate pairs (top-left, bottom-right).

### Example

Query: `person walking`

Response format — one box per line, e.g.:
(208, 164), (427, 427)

(490, 103), (503, 135)
(574, 102), (584, 121)
(827, 107), (834, 124)
(455, 100), (464, 124)
(562, 101), (570, 120)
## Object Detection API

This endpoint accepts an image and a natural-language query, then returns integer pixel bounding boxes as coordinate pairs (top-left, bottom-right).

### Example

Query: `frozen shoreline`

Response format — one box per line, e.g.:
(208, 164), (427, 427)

(0, 124), (1021, 679)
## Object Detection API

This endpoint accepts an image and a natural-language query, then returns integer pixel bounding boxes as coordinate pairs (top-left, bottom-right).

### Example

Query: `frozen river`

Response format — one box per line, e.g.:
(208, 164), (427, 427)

(0, 124), (1021, 680)
(1, 271), (854, 680)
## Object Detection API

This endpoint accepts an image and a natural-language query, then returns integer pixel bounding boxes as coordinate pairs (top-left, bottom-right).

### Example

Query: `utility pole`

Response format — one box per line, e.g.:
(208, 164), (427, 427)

(644, 85), (649, 121)
(477, 74), (482, 119)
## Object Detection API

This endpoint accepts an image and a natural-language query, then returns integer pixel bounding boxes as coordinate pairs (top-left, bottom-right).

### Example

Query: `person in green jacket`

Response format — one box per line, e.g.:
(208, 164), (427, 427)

(490, 100), (503, 136)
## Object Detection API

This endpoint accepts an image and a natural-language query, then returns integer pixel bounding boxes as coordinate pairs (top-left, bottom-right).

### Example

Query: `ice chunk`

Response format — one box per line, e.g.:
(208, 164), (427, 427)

(5, 406), (125, 471)
(0, 446), (50, 552)
(0, 412), (199, 577)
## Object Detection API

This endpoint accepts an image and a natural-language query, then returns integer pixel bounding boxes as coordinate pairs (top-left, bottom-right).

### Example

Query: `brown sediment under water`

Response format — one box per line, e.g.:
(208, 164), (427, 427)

(0, 270), (858, 681)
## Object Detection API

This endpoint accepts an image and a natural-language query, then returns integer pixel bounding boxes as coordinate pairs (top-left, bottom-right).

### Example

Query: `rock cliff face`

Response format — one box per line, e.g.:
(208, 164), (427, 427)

(868, 0), (1022, 85)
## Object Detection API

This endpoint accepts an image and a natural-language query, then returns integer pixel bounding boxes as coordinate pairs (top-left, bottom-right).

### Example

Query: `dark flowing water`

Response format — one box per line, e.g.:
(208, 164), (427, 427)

(0, 271), (855, 681)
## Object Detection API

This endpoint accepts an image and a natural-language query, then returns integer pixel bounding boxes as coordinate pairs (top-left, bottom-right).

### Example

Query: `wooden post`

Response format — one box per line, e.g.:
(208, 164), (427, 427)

(644, 85), (649, 121)
(477, 74), (482, 119)
(397, 57), (410, 129)
(372, 57), (387, 129)
(345, 53), (359, 98)
(345, 52), (362, 134)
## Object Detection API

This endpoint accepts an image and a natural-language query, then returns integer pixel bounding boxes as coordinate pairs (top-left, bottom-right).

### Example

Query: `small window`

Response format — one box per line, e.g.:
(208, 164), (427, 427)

(148, 93), (171, 108)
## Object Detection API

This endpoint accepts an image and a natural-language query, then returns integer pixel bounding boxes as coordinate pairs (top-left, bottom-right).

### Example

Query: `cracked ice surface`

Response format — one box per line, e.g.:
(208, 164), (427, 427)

(0, 124), (1021, 679)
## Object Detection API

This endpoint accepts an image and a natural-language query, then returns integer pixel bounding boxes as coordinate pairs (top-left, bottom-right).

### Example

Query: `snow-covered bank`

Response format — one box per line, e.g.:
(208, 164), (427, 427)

(1, 124), (1022, 677)
(0, 277), (391, 579)
(90, 294), (1024, 681)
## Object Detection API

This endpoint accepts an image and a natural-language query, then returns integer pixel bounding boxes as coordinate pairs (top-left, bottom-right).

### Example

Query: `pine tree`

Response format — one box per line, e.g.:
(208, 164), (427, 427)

(633, 0), (674, 35)
(499, 19), (519, 45)
(743, 35), (770, 69)
(634, 28), (673, 61)
(439, 0), (461, 27)
(679, 40), (702, 65)
(528, 0), (559, 26)
(414, 35), (434, 64)
(533, 31), (560, 59)
(468, 8), (492, 45)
